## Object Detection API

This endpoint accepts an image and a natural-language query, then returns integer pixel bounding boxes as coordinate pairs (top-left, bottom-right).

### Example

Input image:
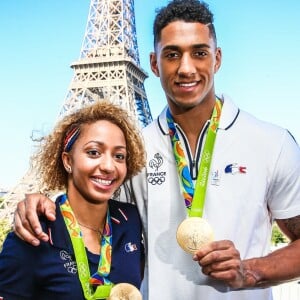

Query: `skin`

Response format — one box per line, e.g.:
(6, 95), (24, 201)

(62, 120), (127, 253)
(150, 21), (221, 154)
(15, 120), (128, 254)
(63, 120), (127, 207)
(14, 21), (300, 288)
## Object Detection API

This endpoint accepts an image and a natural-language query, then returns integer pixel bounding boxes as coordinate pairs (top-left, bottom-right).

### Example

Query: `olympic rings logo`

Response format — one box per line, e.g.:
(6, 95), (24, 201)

(147, 176), (165, 185)
(67, 264), (77, 274)
(202, 150), (211, 163)
(60, 250), (78, 274)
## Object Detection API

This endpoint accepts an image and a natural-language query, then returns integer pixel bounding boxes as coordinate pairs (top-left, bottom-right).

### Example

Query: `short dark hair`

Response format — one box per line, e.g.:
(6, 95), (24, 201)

(153, 0), (217, 48)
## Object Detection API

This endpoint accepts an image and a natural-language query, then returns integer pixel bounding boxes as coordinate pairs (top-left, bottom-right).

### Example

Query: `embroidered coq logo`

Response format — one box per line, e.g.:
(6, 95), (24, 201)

(147, 153), (166, 185)
(149, 153), (163, 171)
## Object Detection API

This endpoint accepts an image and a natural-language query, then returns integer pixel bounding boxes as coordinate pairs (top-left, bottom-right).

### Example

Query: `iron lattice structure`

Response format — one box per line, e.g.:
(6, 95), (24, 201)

(60, 0), (152, 126)
(0, 0), (152, 225)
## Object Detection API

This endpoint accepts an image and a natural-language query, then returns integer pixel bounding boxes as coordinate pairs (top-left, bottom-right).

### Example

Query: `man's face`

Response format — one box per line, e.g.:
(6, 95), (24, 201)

(150, 21), (222, 114)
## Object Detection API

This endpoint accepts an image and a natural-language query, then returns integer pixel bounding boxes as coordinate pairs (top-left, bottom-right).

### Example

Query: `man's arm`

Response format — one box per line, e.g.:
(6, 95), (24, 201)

(276, 216), (300, 241)
(14, 193), (56, 245)
(193, 215), (300, 288)
(241, 216), (300, 286)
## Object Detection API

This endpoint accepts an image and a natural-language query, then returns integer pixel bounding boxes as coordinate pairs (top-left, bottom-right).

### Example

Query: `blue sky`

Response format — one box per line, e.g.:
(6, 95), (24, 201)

(0, 0), (299, 189)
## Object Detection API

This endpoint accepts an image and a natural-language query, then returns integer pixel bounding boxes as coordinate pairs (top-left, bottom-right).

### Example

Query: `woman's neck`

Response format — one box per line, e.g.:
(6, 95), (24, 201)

(66, 188), (108, 230)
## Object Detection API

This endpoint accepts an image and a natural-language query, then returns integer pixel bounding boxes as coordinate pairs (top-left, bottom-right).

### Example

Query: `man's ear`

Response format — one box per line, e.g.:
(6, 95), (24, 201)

(150, 52), (160, 77)
(214, 47), (222, 73)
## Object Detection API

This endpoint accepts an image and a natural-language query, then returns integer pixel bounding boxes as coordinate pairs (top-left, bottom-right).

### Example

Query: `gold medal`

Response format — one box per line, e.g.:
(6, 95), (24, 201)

(176, 217), (214, 254)
(108, 283), (142, 300)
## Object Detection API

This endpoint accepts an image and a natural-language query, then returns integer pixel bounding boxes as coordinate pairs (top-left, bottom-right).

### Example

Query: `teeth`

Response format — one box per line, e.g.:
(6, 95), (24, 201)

(93, 178), (112, 185)
(179, 82), (197, 87)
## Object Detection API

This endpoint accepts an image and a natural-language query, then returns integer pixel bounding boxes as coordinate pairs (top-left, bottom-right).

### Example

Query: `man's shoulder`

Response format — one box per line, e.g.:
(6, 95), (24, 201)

(239, 108), (288, 136)
(142, 106), (168, 135)
(222, 94), (289, 135)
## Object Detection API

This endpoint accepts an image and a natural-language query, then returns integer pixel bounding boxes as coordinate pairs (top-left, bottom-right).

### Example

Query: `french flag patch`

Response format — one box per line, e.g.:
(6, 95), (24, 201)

(225, 163), (247, 174)
(125, 242), (138, 253)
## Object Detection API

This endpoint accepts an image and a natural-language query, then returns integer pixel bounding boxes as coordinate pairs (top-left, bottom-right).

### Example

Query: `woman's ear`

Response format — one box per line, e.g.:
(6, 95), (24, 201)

(62, 152), (72, 173)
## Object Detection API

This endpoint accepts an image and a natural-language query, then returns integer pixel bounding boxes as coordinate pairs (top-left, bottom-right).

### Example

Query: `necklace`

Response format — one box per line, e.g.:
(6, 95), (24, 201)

(59, 194), (113, 299)
(78, 221), (104, 236)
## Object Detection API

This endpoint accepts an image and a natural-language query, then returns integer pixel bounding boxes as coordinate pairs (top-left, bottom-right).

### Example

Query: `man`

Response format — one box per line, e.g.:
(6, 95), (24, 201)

(13, 0), (300, 299)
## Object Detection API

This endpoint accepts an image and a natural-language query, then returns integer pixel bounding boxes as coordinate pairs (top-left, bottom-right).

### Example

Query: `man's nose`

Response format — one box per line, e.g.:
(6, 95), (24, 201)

(177, 54), (196, 77)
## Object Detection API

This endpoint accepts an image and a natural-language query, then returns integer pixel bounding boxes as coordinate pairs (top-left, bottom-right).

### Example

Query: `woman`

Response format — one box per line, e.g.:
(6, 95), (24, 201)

(0, 101), (145, 299)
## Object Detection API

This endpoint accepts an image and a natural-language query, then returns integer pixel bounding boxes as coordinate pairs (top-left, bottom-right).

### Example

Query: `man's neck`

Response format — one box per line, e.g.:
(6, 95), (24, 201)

(170, 100), (215, 155)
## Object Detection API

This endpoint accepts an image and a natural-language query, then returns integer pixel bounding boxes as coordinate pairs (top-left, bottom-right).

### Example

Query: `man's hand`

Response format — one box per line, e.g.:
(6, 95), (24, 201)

(193, 240), (258, 288)
(14, 193), (56, 246)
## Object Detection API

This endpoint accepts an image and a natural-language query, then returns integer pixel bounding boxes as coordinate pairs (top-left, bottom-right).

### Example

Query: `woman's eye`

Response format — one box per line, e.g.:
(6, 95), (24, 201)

(87, 150), (100, 156)
(115, 153), (126, 160)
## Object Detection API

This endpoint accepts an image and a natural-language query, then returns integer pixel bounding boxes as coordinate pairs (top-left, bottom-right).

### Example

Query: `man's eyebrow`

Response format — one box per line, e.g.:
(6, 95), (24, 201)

(192, 43), (211, 49)
(162, 43), (211, 52)
(161, 45), (180, 52)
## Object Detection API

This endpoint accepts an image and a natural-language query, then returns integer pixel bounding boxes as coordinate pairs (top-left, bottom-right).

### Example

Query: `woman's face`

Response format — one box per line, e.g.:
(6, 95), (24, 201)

(63, 120), (127, 204)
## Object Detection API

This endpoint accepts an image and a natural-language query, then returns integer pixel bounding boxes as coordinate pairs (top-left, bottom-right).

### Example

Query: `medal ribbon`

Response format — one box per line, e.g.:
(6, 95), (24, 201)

(166, 99), (222, 217)
(59, 194), (113, 299)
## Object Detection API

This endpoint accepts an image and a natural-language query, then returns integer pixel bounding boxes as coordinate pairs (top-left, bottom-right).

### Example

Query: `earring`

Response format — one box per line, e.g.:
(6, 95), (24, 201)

(66, 166), (72, 173)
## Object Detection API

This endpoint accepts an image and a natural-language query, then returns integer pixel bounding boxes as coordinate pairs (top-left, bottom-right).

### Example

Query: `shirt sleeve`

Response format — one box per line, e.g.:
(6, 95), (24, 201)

(268, 130), (300, 219)
(0, 232), (37, 299)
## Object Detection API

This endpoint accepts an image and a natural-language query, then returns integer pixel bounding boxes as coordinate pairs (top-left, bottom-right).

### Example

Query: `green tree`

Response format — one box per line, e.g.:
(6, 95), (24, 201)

(271, 223), (288, 246)
(0, 197), (12, 250)
(0, 218), (11, 250)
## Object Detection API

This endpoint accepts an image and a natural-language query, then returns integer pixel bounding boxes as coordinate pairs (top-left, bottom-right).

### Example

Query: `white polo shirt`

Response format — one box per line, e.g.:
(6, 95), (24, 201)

(126, 95), (300, 300)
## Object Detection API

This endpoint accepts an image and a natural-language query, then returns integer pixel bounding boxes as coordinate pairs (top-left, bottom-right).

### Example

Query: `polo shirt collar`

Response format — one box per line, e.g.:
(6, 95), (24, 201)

(45, 196), (126, 254)
(156, 94), (240, 135)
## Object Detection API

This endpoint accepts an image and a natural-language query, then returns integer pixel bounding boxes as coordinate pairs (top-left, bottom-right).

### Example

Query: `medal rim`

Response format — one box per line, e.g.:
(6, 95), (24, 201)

(109, 283), (142, 299)
(176, 217), (214, 254)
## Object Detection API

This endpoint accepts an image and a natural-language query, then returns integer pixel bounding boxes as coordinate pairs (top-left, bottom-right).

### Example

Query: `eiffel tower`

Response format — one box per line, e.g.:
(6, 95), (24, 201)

(0, 0), (152, 227)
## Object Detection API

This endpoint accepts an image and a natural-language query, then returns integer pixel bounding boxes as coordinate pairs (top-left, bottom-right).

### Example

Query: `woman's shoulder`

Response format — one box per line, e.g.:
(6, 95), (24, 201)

(109, 200), (141, 224)
(0, 230), (43, 267)
(109, 199), (138, 211)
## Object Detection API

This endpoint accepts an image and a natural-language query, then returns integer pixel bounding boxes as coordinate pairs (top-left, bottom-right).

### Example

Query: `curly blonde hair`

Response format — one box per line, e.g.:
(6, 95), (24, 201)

(32, 101), (146, 192)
